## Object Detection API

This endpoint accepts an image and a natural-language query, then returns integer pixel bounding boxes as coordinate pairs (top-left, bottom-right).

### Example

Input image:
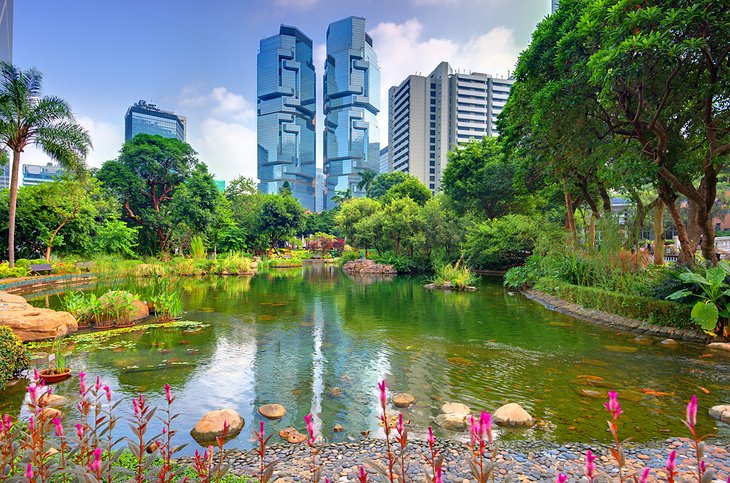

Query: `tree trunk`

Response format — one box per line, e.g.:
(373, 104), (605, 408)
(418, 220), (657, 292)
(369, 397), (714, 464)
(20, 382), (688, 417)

(664, 195), (694, 265)
(653, 198), (665, 265)
(589, 213), (597, 248)
(45, 219), (69, 261)
(564, 187), (577, 242)
(7, 150), (20, 268)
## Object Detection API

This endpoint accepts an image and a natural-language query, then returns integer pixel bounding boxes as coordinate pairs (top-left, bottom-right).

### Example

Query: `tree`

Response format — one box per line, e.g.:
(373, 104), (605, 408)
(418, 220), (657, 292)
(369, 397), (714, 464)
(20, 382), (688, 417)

(366, 172), (410, 199)
(329, 189), (352, 207)
(225, 176), (258, 198)
(97, 134), (198, 254)
(334, 197), (381, 247)
(382, 176), (432, 206)
(256, 194), (305, 253)
(442, 137), (516, 218)
(0, 63), (91, 266)
(379, 197), (424, 256)
(357, 169), (377, 192)
(94, 217), (139, 257)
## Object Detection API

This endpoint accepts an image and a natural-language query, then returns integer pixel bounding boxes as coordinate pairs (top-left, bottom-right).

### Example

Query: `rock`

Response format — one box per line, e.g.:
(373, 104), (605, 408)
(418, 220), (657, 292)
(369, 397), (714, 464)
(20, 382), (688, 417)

(434, 412), (469, 430)
(493, 403), (533, 427)
(393, 393), (415, 408)
(190, 409), (244, 445)
(708, 342), (730, 352)
(709, 405), (730, 424)
(660, 338), (679, 346)
(287, 430), (307, 444)
(577, 389), (603, 398)
(328, 387), (343, 397)
(441, 402), (471, 415)
(341, 259), (397, 275)
(98, 291), (149, 323)
(39, 394), (67, 408)
(258, 404), (286, 420)
(0, 292), (77, 341)
(333, 424), (345, 432)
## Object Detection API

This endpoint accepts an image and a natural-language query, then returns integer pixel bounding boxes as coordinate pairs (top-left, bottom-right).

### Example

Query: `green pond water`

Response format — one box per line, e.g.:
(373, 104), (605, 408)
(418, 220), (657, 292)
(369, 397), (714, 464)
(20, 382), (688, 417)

(3, 266), (729, 454)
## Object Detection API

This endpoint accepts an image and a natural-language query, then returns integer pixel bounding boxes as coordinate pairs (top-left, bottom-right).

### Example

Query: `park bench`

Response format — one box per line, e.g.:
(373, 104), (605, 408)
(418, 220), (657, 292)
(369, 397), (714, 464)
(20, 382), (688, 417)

(30, 263), (52, 275)
(75, 261), (94, 272)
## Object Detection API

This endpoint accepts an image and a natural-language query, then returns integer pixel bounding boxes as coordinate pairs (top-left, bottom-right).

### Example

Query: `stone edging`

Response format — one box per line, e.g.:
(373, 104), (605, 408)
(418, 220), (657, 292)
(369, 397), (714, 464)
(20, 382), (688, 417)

(0, 273), (96, 294)
(520, 288), (711, 344)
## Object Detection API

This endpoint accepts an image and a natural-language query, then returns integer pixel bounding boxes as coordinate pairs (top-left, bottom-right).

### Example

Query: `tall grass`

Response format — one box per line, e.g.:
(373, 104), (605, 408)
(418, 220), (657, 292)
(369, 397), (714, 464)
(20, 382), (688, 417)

(431, 260), (477, 289)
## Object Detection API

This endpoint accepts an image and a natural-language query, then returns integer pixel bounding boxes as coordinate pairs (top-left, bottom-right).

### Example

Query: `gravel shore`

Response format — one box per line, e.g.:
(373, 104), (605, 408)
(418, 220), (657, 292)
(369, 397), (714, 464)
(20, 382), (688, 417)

(201, 437), (730, 482)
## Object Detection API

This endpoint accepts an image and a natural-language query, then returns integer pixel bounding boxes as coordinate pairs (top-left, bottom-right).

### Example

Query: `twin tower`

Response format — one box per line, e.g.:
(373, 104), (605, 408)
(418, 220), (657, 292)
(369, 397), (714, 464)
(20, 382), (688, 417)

(257, 17), (380, 212)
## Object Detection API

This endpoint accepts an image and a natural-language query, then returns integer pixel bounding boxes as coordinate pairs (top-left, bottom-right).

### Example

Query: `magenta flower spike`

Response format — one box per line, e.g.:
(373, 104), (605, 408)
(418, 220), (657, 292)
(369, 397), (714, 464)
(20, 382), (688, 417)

(26, 383), (38, 404)
(164, 383), (173, 404)
(78, 371), (87, 394)
(604, 390), (622, 420)
(103, 385), (112, 402)
(666, 450), (677, 473)
(427, 426), (435, 446)
(639, 468), (650, 483)
(685, 394), (698, 431)
(259, 420), (265, 438)
(435, 465), (443, 483)
(95, 376), (102, 392)
(26, 462), (33, 480)
(75, 423), (84, 439)
(89, 447), (102, 474)
(305, 413), (315, 444)
(397, 413), (404, 435)
(377, 380), (387, 408)
(479, 410), (493, 445)
(556, 473), (567, 483)
(585, 449), (596, 480)
(28, 416), (34, 433)
(132, 397), (140, 416)
(52, 417), (63, 437)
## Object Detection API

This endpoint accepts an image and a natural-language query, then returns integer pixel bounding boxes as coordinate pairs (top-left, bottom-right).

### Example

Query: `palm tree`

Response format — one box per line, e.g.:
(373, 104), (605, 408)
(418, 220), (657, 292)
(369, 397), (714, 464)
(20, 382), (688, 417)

(0, 62), (91, 267)
(330, 189), (352, 207)
(356, 169), (376, 193)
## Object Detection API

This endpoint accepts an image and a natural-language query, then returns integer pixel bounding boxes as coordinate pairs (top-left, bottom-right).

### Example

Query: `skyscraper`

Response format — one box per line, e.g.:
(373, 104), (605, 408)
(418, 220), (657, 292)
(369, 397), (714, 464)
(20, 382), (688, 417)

(22, 163), (64, 186)
(0, 0), (12, 64)
(388, 62), (514, 192)
(257, 25), (316, 211)
(551, 0), (559, 13)
(323, 17), (380, 209)
(124, 100), (186, 142)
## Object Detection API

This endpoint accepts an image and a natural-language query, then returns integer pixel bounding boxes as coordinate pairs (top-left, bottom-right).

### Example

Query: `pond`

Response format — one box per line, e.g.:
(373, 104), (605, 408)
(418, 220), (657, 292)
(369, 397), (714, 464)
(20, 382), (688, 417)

(3, 266), (729, 455)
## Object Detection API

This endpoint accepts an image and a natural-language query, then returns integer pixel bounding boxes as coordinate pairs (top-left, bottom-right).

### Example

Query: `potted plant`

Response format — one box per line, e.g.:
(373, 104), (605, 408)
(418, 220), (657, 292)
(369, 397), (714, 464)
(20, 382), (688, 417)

(37, 337), (71, 383)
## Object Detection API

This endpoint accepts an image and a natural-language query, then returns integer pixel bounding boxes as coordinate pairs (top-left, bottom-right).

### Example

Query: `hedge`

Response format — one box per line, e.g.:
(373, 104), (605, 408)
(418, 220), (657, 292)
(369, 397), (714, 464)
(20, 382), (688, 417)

(534, 277), (696, 329)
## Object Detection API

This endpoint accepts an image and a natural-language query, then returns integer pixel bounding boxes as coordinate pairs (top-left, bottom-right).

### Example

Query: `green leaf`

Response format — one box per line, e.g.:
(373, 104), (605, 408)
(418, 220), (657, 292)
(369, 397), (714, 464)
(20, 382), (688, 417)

(666, 289), (692, 300)
(679, 272), (709, 286)
(706, 267), (726, 289)
(690, 301), (719, 331)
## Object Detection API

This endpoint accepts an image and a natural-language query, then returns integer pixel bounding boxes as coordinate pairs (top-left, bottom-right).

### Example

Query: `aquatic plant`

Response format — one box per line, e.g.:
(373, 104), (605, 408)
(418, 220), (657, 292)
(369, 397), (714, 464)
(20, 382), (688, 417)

(151, 290), (184, 323)
(430, 259), (477, 290)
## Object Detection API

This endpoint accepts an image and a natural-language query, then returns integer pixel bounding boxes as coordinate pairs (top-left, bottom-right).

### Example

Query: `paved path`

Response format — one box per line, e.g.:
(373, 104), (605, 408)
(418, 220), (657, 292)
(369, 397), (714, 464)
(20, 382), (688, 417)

(213, 437), (729, 482)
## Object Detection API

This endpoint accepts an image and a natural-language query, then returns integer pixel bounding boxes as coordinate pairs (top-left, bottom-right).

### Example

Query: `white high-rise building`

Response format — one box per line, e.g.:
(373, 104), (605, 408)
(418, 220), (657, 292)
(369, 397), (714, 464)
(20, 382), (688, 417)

(388, 62), (514, 192)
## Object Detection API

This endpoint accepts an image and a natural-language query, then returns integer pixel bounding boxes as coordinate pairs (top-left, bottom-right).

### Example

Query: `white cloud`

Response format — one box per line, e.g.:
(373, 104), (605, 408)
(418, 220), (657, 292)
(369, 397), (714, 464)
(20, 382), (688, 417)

(369, 18), (520, 145)
(180, 86), (258, 182)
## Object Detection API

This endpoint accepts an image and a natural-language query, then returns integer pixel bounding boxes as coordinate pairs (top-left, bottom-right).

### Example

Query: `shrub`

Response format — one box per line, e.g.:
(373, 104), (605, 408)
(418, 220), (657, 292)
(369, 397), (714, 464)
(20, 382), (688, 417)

(464, 214), (546, 270)
(431, 260), (477, 289)
(190, 235), (206, 259)
(214, 252), (254, 275)
(338, 249), (359, 267)
(535, 278), (695, 329)
(0, 326), (29, 390)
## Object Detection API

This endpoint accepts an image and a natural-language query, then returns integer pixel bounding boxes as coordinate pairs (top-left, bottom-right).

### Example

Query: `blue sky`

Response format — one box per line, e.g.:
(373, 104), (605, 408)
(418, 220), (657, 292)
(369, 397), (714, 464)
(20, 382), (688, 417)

(16, 0), (549, 182)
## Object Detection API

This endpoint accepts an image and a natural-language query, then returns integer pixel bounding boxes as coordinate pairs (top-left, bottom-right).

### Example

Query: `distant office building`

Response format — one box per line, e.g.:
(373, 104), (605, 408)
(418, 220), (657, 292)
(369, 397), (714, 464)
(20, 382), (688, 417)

(214, 180), (226, 192)
(22, 163), (64, 186)
(125, 100), (186, 142)
(388, 62), (514, 192)
(379, 146), (389, 174)
(551, 0), (559, 13)
(323, 17), (380, 209)
(0, 162), (9, 189)
(257, 25), (316, 211)
(0, 0), (12, 64)
(315, 168), (325, 212)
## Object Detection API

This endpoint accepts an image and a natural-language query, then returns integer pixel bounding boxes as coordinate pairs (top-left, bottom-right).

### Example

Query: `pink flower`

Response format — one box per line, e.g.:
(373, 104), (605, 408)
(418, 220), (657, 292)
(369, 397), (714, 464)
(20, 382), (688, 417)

(639, 468), (650, 483)
(1, 414), (12, 431)
(33, 368), (39, 382)
(26, 383), (39, 404)
(377, 380), (387, 408)
(52, 417), (63, 437)
(132, 397), (140, 416)
(604, 391), (622, 420)
(666, 450), (677, 474)
(26, 462), (33, 480)
(78, 372), (86, 395)
(397, 413), (404, 435)
(259, 420), (265, 438)
(165, 383), (173, 404)
(358, 466), (368, 483)
(435, 465), (443, 483)
(223, 419), (229, 433)
(556, 473), (567, 483)
(89, 447), (102, 475)
(75, 423), (84, 439)
(305, 413), (315, 443)
(479, 411), (493, 446)
(103, 385), (112, 402)
(585, 450), (596, 480)
(28, 416), (34, 433)
(685, 394), (698, 432)
(700, 460), (706, 474)
(427, 426), (435, 447)
(95, 376), (102, 392)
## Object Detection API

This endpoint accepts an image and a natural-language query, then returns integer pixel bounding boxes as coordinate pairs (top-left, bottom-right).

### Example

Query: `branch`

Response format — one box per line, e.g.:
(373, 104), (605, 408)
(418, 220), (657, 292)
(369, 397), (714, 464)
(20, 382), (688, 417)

(649, 61), (682, 130)
(656, 166), (703, 205)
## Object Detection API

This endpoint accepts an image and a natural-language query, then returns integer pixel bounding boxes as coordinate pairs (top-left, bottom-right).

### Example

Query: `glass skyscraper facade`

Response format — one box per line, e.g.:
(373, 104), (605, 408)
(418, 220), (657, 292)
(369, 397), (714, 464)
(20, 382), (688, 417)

(124, 100), (186, 143)
(0, 0), (12, 64)
(257, 25), (316, 211)
(323, 17), (380, 210)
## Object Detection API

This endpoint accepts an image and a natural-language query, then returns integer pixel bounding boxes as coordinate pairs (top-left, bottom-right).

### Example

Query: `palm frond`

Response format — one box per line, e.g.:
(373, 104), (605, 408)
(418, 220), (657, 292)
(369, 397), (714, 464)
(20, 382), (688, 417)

(35, 122), (92, 171)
